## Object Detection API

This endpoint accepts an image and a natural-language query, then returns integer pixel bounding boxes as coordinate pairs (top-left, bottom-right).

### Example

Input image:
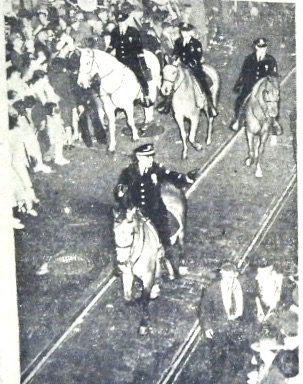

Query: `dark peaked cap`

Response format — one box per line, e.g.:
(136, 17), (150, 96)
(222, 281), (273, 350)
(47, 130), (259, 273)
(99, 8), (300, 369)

(134, 143), (155, 156)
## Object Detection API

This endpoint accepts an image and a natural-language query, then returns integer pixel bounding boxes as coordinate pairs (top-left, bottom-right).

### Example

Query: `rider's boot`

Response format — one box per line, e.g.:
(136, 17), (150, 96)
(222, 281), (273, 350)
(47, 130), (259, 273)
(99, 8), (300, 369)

(141, 87), (153, 108)
(157, 94), (173, 114)
(206, 94), (218, 118)
(270, 118), (283, 136)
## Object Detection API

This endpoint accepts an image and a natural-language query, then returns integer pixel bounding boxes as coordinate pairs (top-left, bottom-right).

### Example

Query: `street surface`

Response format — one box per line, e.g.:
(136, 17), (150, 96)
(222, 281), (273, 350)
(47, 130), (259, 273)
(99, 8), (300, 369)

(16, 3), (297, 383)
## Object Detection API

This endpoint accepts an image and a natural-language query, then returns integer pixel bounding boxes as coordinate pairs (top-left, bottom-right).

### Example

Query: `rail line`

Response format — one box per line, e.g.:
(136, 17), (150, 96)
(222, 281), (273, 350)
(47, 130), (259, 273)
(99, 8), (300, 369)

(21, 66), (296, 384)
(157, 171), (296, 384)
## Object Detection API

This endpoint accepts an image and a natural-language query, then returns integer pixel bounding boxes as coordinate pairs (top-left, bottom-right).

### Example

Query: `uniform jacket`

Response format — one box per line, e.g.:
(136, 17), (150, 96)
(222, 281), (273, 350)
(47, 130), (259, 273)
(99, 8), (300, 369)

(234, 52), (278, 95)
(117, 162), (189, 217)
(108, 26), (144, 65)
(172, 36), (203, 69)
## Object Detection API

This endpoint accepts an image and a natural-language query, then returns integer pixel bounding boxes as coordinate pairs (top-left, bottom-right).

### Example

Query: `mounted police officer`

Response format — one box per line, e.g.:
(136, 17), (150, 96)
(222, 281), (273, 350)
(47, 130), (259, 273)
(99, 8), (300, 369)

(231, 38), (282, 135)
(114, 143), (194, 269)
(106, 11), (152, 107)
(158, 22), (217, 117)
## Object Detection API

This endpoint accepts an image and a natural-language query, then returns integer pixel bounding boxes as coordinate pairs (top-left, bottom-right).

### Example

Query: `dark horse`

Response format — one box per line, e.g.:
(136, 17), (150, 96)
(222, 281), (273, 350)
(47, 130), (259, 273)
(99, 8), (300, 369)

(239, 76), (280, 178)
(112, 182), (187, 335)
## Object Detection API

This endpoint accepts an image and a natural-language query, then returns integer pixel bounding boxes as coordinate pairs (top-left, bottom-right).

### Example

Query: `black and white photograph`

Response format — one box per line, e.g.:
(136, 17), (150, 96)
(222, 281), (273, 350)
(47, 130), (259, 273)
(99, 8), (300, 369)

(0, 0), (300, 383)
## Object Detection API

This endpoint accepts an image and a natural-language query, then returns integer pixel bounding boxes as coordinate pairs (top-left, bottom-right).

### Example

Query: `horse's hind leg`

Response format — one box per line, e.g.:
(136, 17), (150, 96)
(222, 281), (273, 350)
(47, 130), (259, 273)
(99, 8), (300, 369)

(189, 112), (203, 151)
(206, 116), (214, 146)
(125, 104), (140, 142)
(245, 129), (255, 167)
(150, 254), (162, 299)
(175, 113), (188, 160)
(103, 98), (117, 152)
(144, 105), (154, 125)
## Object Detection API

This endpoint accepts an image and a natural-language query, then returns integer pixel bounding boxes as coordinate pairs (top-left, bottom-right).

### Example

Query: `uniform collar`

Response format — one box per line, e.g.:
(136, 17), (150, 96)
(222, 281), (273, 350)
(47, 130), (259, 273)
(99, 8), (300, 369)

(183, 36), (192, 46)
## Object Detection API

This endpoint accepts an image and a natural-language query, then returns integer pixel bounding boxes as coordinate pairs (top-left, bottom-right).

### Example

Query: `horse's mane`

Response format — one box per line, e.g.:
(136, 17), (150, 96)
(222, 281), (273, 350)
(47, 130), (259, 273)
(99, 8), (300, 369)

(91, 49), (126, 70)
(250, 77), (268, 99)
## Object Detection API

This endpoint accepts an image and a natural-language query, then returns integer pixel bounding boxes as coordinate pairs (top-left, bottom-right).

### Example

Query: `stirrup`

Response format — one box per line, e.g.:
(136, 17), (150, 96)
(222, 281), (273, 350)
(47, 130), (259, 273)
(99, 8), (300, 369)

(142, 96), (153, 108)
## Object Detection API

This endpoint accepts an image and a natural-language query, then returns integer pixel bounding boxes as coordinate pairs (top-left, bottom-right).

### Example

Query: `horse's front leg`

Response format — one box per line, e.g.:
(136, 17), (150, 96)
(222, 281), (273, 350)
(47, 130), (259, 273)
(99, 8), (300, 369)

(189, 112), (203, 151)
(121, 264), (134, 302)
(138, 277), (153, 336)
(175, 113), (188, 160)
(245, 129), (255, 167)
(125, 104), (140, 142)
(255, 127), (269, 178)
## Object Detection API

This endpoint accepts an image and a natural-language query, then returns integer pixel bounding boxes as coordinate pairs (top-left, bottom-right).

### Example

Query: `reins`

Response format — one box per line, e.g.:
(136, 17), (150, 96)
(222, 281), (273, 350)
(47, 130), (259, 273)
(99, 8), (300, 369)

(163, 64), (185, 95)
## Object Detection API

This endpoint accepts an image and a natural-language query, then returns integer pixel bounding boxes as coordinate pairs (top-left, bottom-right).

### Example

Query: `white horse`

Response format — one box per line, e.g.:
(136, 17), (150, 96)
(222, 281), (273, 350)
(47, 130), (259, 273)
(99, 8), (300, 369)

(77, 48), (161, 152)
(161, 63), (220, 160)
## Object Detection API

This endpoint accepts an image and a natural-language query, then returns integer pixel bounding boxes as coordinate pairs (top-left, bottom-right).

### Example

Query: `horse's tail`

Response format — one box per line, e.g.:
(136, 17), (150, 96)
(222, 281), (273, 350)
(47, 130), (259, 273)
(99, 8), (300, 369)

(161, 182), (187, 245)
(203, 63), (220, 107)
(143, 50), (161, 101)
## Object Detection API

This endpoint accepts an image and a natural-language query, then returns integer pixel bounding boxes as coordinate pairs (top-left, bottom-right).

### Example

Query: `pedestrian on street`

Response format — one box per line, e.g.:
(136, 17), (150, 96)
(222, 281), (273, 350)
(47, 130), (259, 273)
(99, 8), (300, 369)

(232, 37), (282, 135)
(199, 261), (257, 383)
(114, 143), (194, 267)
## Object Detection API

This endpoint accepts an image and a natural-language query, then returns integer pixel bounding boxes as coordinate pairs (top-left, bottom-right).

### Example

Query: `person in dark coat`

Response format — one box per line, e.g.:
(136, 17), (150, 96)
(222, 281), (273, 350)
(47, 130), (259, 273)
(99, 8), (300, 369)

(232, 38), (282, 135)
(107, 11), (152, 107)
(140, 17), (164, 68)
(199, 261), (258, 383)
(158, 22), (217, 117)
(115, 143), (194, 265)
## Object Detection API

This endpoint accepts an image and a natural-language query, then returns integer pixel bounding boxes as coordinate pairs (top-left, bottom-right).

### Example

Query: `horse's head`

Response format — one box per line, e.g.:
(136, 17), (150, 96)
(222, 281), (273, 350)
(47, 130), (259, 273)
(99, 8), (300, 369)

(263, 76), (280, 118)
(77, 48), (96, 89)
(113, 207), (138, 253)
(161, 64), (179, 96)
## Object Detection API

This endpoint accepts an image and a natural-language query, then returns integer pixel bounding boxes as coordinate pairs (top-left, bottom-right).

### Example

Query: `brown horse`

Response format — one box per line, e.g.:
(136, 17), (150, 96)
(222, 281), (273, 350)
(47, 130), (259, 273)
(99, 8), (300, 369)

(239, 76), (280, 178)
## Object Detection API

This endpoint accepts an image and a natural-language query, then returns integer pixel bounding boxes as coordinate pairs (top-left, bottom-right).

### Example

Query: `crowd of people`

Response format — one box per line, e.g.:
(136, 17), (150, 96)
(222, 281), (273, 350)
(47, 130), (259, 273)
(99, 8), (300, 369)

(5, 0), (207, 229)
(198, 257), (299, 383)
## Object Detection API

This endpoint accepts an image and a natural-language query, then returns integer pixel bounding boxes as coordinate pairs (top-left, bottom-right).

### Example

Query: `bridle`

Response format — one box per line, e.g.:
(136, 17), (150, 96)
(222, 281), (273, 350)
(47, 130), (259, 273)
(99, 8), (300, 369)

(254, 77), (279, 118)
(114, 211), (145, 267)
(162, 63), (185, 94)
(80, 49), (115, 80)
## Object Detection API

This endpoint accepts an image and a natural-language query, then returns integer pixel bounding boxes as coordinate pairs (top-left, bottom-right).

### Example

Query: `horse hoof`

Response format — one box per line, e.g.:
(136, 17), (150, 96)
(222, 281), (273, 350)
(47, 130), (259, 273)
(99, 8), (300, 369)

(270, 136), (278, 146)
(191, 142), (203, 151)
(206, 139), (212, 146)
(138, 325), (150, 336)
(132, 136), (140, 142)
(178, 266), (189, 276)
(150, 284), (161, 299)
(107, 147), (116, 154)
(124, 298), (135, 306)
(255, 169), (263, 178)
(182, 153), (188, 161)
(245, 158), (253, 167)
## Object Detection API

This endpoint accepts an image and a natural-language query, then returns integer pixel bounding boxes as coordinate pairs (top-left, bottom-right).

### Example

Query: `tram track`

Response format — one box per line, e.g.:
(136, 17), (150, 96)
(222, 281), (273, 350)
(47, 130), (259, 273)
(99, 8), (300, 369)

(21, 66), (296, 384)
(157, 170), (296, 384)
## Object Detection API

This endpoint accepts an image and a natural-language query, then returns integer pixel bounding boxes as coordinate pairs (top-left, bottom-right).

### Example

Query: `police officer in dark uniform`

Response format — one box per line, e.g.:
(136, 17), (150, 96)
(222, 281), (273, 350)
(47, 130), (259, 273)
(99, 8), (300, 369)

(158, 22), (217, 117)
(232, 37), (282, 134)
(107, 11), (152, 107)
(115, 143), (194, 265)
(140, 17), (164, 68)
